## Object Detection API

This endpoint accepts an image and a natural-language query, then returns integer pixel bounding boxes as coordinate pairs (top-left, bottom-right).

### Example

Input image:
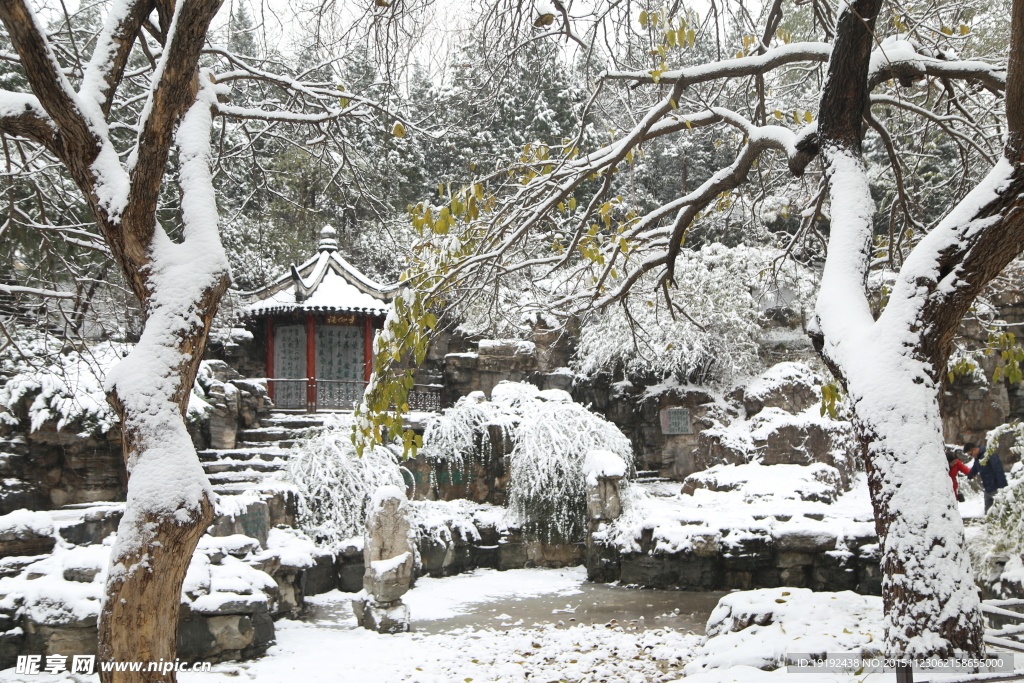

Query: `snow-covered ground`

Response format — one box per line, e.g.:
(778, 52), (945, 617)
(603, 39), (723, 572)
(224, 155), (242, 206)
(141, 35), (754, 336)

(2, 565), (1019, 682)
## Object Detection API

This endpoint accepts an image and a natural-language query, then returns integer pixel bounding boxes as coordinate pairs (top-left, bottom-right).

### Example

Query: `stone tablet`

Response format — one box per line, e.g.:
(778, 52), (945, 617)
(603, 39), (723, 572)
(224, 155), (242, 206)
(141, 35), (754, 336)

(660, 407), (692, 435)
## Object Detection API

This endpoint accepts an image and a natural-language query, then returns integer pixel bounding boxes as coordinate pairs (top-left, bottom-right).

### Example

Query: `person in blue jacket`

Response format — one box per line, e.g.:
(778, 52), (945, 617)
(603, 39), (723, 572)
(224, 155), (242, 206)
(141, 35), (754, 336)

(964, 441), (1008, 512)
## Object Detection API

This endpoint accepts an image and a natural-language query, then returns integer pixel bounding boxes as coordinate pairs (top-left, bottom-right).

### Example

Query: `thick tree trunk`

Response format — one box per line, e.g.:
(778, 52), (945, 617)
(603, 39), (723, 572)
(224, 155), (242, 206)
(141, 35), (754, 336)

(814, 145), (990, 656)
(843, 352), (984, 656)
(97, 501), (214, 681)
(97, 271), (228, 682)
(810, 0), (1000, 656)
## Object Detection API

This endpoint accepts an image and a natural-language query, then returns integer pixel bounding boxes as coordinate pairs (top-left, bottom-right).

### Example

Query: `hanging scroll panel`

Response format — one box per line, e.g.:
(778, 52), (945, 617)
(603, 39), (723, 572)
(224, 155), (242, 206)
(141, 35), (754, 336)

(316, 322), (364, 409)
(273, 324), (307, 409)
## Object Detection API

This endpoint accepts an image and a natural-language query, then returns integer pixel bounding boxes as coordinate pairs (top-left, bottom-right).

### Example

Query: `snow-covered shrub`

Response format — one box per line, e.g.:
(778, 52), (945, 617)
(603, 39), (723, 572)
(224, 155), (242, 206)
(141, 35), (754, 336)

(287, 417), (406, 545)
(509, 397), (633, 541)
(969, 467), (1024, 585)
(0, 339), (129, 435)
(967, 423), (1024, 583)
(421, 382), (634, 541)
(420, 392), (507, 475)
(574, 243), (816, 384)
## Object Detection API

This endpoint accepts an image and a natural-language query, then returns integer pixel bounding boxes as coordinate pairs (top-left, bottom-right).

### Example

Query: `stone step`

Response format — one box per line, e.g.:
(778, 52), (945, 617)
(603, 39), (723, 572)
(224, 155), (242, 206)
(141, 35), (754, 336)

(207, 470), (274, 485)
(238, 427), (298, 443)
(635, 477), (673, 484)
(198, 446), (292, 463)
(204, 459), (288, 475)
(232, 439), (300, 451)
(260, 414), (330, 430)
(635, 470), (660, 478)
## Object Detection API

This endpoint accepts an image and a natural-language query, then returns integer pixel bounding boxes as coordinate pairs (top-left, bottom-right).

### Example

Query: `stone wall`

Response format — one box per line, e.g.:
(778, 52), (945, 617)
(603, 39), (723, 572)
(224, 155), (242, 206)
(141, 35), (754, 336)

(587, 521), (881, 596)
(403, 423), (512, 505)
(0, 427), (125, 515)
(0, 360), (271, 516)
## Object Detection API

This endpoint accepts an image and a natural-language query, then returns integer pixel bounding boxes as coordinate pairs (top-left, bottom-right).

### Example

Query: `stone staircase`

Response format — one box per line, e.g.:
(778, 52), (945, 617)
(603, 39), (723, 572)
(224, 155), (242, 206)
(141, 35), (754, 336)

(199, 412), (329, 493)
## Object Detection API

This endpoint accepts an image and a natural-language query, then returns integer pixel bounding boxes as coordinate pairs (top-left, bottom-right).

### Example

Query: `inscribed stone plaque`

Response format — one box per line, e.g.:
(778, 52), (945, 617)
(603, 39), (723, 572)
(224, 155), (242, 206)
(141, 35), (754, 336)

(660, 408), (692, 435)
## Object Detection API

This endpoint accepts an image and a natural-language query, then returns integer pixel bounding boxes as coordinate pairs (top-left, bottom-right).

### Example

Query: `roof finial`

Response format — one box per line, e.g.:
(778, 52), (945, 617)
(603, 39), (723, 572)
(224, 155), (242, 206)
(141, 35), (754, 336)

(318, 225), (338, 252)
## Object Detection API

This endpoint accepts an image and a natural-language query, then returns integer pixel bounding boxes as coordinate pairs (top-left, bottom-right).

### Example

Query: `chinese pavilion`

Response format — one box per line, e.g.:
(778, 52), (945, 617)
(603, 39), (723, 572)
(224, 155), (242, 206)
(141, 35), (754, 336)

(241, 226), (395, 410)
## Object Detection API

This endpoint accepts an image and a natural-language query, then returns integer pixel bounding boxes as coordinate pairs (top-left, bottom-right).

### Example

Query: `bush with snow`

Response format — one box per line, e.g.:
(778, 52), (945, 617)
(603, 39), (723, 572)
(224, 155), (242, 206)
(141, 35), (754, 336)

(573, 243), (816, 384)
(0, 337), (221, 437)
(287, 416), (406, 546)
(969, 479), (1024, 586)
(965, 422), (1024, 585)
(0, 338), (129, 435)
(421, 382), (634, 542)
(420, 391), (508, 477)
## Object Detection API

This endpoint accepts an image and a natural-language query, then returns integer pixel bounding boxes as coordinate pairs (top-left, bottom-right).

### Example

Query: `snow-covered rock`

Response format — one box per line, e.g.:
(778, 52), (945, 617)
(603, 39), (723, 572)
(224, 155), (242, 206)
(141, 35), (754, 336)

(685, 587), (883, 673)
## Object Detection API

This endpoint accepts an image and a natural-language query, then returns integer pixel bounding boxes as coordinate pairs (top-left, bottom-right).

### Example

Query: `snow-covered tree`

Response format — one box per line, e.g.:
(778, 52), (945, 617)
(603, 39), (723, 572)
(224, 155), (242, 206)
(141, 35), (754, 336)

(0, 0), (425, 678)
(574, 243), (814, 384)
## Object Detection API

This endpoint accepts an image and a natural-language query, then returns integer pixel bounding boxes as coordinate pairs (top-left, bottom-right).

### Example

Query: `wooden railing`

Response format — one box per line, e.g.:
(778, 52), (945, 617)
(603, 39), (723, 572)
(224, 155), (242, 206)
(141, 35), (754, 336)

(266, 378), (443, 413)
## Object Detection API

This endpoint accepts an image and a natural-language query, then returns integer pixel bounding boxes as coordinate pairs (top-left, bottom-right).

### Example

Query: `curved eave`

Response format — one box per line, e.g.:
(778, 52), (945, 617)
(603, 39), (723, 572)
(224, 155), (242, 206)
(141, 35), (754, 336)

(238, 251), (398, 303)
(242, 304), (389, 317)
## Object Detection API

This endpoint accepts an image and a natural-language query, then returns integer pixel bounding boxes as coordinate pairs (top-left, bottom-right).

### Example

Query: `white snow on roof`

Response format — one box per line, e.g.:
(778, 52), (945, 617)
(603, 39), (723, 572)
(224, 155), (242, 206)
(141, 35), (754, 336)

(246, 269), (389, 316)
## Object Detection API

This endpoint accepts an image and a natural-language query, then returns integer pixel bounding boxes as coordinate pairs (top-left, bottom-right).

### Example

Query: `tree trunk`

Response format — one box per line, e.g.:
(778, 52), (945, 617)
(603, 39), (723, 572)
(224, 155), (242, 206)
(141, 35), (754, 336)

(97, 271), (228, 683)
(843, 351), (984, 656)
(809, 0), (1004, 656)
(97, 501), (214, 682)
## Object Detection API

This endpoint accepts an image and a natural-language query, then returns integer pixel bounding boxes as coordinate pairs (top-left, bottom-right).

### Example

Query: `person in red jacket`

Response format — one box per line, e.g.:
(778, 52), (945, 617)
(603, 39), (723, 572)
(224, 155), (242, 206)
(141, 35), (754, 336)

(948, 451), (971, 502)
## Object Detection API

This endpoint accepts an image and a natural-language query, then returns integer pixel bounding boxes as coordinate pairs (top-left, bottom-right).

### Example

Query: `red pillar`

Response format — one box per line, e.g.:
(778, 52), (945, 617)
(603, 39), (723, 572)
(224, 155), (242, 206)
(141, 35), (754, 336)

(265, 318), (275, 401)
(363, 316), (373, 383)
(306, 314), (316, 410)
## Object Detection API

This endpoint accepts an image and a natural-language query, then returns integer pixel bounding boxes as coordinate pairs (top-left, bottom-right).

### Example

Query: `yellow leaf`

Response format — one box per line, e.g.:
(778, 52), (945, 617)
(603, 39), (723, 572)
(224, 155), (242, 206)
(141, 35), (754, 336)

(392, 122), (406, 137)
(960, 24), (970, 35)
(686, 29), (695, 46)
(773, 110), (783, 119)
(669, 98), (678, 109)
(639, 10), (648, 27)
(568, 197), (577, 210)
(803, 111), (813, 123)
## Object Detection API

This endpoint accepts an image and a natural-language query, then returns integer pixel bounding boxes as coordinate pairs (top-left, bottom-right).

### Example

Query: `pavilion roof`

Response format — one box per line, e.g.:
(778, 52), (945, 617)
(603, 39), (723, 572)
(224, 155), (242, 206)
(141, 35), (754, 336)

(240, 227), (396, 317)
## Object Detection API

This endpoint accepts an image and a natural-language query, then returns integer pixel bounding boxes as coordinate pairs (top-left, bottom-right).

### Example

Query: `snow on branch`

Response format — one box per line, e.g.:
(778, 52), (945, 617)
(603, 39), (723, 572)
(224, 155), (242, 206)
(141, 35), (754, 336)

(0, 283), (74, 299)
(604, 41), (832, 85)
